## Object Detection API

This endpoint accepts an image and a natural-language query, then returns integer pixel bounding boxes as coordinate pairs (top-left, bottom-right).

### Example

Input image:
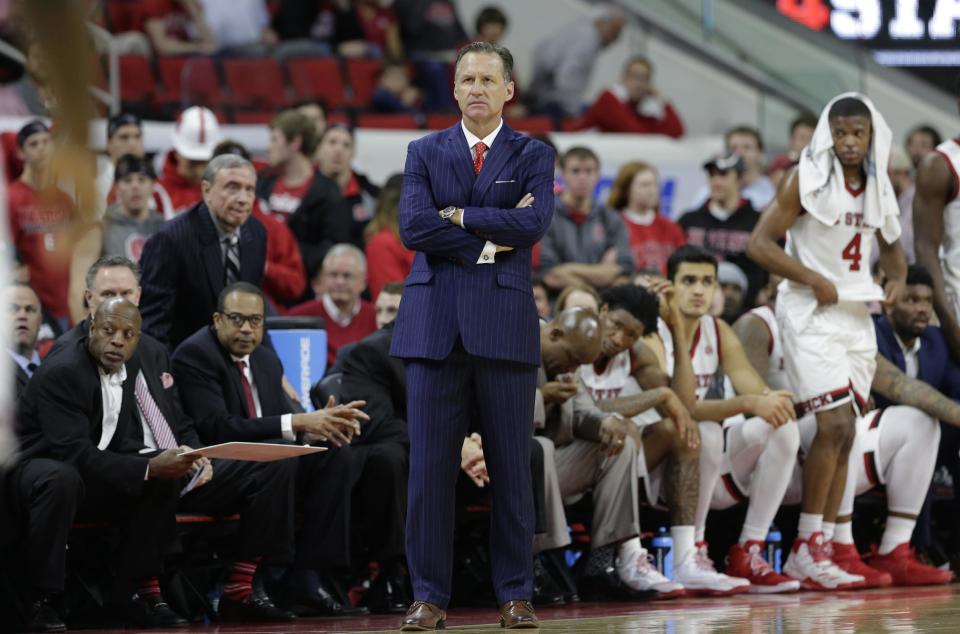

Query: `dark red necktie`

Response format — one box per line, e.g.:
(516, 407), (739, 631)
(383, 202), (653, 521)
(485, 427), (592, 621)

(235, 360), (258, 417)
(473, 141), (487, 176)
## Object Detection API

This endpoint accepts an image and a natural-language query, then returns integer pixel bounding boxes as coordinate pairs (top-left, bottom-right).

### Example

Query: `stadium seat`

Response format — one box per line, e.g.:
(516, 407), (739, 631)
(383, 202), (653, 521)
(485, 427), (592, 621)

(287, 57), (348, 110)
(355, 113), (420, 129)
(157, 55), (222, 108)
(426, 114), (460, 130)
(118, 54), (155, 104)
(232, 110), (278, 125)
(345, 58), (383, 107)
(222, 57), (288, 110)
(511, 116), (555, 134)
(105, 0), (146, 33)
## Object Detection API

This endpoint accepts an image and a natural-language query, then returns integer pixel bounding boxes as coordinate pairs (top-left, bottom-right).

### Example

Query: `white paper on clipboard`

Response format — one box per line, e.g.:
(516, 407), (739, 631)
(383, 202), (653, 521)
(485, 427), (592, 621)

(181, 442), (327, 462)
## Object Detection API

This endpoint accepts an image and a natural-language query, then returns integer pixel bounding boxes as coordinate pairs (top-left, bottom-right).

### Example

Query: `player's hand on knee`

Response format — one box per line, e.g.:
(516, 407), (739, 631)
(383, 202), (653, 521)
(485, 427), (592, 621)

(752, 392), (795, 427)
(673, 413), (700, 450)
(599, 415), (629, 456)
(810, 274), (839, 307)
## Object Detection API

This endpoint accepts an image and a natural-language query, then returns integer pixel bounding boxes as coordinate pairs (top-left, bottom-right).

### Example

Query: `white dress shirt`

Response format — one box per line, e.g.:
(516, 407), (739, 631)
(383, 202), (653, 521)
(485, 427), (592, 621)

(322, 293), (361, 328)
(895, 334), (921, 379)
(232, 353), (295, 440)
(461, 119), (504, 264)
(8, 349), (40, 377)
(98, 364), (127, 450)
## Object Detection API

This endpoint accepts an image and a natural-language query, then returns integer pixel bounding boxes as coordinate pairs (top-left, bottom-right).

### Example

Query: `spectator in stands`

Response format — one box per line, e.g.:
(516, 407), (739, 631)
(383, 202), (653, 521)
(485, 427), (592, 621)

(717, 260), (748, 324)
(375, 281), (404, 329)
(316, 124), (380, 246)
(906, 124), (942, 169)
(98, 154), (164, 262)
(199, 0), (278, 55)
(372, 61), (422, 115)
(213, 140), (307, 308)
(140, 154), (267, 350)
(474, 5), (508, 44)
(607, 161), (685, 275)
(96, 113), (142, 213)
(7, 120), (78, 324)
(171, 283), (369, 617)
(539, 146), (634, 291)
(142, 0), (217, 56)
(157, 106), (222, 215)
(296, 100), (328, 152)
(257, 110), (353, 277)
(364, 174), (414, 300)
(767, 113), (816, 189)
(394, 0), (468, 111)
(527, 4), (626, 118)
(727, 125), (775, 210)
(289, 243), (378, 368)
(17, 298), (205, 627)
(579, 57), (684, 137)
(532, 275), (551, 319)
(889, 145), (917, 264)
(320, 0), (404, 59)
(680, 152), (765, 306)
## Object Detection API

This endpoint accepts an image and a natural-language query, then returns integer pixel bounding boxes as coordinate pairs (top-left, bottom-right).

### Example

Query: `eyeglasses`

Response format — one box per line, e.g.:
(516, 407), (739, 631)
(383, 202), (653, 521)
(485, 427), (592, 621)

(222, 312), (264, 328)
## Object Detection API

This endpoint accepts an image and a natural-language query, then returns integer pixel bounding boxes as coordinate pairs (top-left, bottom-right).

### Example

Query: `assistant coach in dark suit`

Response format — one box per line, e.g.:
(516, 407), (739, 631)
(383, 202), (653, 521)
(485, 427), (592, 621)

(139, 154), (267, 350)
(391, 42), (554, 630)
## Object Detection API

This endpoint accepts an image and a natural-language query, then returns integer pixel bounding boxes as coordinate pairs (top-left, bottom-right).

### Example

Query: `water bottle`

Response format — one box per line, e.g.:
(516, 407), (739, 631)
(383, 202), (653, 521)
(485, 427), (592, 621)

(766, 524), (783, 573)
(651, 527), (673, 579)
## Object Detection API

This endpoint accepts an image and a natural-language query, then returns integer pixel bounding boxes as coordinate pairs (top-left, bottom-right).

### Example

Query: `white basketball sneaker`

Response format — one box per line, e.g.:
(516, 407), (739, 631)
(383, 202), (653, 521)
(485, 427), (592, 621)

(616, 547), (686, 599)
(672, 542), (750, 596)
(783, 532), (865, 591)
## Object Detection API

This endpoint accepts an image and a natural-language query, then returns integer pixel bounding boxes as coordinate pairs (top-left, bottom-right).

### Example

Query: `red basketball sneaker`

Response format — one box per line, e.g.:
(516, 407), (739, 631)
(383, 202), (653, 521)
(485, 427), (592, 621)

(726, 541), (800, 594)
(829, 542), (893, 588)
(869, 544), (954, 586)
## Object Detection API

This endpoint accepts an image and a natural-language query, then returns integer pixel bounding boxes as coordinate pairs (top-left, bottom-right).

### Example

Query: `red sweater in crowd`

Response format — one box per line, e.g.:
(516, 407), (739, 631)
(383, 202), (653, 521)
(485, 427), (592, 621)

(156, 151), (202, 215)
(365, 228), (414, 300)
(620, 210), (686, 275)
(288, 296), (377, 368)
(253, 203), (307, 307)
(8, 180), (78, 320)
(579, 87), (684, 138)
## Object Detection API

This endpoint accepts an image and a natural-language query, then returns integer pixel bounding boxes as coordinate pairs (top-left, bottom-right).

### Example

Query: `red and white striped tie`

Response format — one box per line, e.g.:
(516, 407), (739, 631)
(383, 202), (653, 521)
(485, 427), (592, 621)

(135, 371), (178, 449)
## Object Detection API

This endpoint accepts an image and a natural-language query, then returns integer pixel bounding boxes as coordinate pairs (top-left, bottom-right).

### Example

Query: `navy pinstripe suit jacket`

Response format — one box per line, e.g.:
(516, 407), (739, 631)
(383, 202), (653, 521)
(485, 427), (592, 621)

(390, 122), (555, 366)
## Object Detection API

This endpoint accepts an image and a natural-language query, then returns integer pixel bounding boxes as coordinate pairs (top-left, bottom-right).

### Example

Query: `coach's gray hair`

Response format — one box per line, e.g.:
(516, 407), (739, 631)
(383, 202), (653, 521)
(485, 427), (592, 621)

(455, 41), (514, 84)
(201, 154), (255, 185)
(322, 243), (367, 277)
(85, 255), (140, 290)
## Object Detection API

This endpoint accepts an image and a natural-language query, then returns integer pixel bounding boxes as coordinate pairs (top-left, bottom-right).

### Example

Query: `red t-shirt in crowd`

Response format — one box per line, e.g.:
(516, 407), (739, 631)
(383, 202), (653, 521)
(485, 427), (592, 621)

(8, 180), (78, 319)
(265, 175), (314, 221)
(288, 297), (377, 368)
(621, 210), (686, 275)
(156, 151), (201, 215)
(365, 228), (414, 300)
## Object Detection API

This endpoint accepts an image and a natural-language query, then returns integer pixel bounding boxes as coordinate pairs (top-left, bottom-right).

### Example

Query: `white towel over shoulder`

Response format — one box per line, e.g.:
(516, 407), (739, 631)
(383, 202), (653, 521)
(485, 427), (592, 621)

(798, 92), (901, 243)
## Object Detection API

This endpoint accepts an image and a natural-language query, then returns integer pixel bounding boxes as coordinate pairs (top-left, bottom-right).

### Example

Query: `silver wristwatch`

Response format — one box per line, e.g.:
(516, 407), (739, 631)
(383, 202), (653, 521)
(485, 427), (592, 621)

(439, 206), (460, 221)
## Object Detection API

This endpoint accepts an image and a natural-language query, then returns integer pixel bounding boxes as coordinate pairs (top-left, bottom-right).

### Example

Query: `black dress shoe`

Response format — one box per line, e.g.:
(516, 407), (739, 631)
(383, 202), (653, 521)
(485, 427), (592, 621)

(27, 597), (65, 633)
(120, 596), (189, 628)
(219, 592), (297, 622)
(577, 567), (659, 602)
(362, 575), (409, 614)
(533, 558), (566, 607)
(280, 583), (370, 617)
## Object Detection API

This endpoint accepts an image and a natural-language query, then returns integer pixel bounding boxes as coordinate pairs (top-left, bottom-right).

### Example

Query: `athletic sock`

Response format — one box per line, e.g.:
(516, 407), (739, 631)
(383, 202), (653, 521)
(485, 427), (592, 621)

(822, 521), (836, 541)
(671, 525), (695, 566)
(223, 558), (260, 602)
(137, 577), (162, 601)
(833, 521), (855, 545)
(797, 513), (823, 540)
(879, 516), (916, 555)
(618, 536), (642, 562)
(739, 522), (769, 545)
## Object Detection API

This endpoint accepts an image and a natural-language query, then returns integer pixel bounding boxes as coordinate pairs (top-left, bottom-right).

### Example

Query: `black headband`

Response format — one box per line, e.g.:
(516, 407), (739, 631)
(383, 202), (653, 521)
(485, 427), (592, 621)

(17, 120), (49, 147)
(107, 113), (142, 142)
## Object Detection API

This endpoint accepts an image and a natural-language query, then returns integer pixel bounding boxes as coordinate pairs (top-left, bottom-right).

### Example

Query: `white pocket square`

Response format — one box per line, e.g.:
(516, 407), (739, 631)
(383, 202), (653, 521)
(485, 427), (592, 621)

(495, 179), (516, 184)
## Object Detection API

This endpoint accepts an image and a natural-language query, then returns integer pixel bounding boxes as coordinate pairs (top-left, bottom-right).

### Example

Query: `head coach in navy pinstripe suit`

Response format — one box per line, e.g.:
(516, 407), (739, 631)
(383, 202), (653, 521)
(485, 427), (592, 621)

(391, 42), (555, 630)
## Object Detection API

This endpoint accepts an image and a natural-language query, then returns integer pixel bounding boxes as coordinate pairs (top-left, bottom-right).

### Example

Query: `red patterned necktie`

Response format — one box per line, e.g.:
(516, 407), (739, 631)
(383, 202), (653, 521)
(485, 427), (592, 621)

(235, 360), (258, 417)
(473, 141), (487, 176)
(134, 371), (178, 449)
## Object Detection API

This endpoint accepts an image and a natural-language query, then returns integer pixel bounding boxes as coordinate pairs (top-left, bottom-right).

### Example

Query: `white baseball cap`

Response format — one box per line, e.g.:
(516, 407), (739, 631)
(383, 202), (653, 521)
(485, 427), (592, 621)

(172, 106), (221, 161)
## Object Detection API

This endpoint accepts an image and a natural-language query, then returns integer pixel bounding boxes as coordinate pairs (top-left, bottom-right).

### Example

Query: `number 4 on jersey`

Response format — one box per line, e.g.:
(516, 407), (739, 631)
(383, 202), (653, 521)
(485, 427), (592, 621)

(842, 233), (862, 271)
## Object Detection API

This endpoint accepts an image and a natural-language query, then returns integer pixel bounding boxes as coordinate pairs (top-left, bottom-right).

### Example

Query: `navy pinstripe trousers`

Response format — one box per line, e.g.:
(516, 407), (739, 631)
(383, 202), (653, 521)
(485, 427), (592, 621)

(404, 339), (538, 608)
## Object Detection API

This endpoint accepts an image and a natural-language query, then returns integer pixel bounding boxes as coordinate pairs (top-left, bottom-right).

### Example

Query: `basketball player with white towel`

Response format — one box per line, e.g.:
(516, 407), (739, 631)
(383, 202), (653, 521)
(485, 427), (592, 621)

(748, 93), (907, 590)
(735, 277), (953, 587)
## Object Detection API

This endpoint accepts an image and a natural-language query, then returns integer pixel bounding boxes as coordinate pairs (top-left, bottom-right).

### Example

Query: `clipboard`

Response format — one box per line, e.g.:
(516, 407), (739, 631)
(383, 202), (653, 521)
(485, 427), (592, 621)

(180, 442), (327, 462)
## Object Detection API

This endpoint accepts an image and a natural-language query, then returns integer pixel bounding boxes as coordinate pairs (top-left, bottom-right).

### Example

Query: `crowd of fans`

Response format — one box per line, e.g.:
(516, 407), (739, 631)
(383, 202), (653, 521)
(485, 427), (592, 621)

(3, 2), (960, 632)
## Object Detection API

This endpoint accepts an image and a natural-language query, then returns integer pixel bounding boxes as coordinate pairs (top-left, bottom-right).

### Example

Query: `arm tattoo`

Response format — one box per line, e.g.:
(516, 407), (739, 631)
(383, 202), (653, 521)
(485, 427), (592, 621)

(873, 356), (960, 425)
